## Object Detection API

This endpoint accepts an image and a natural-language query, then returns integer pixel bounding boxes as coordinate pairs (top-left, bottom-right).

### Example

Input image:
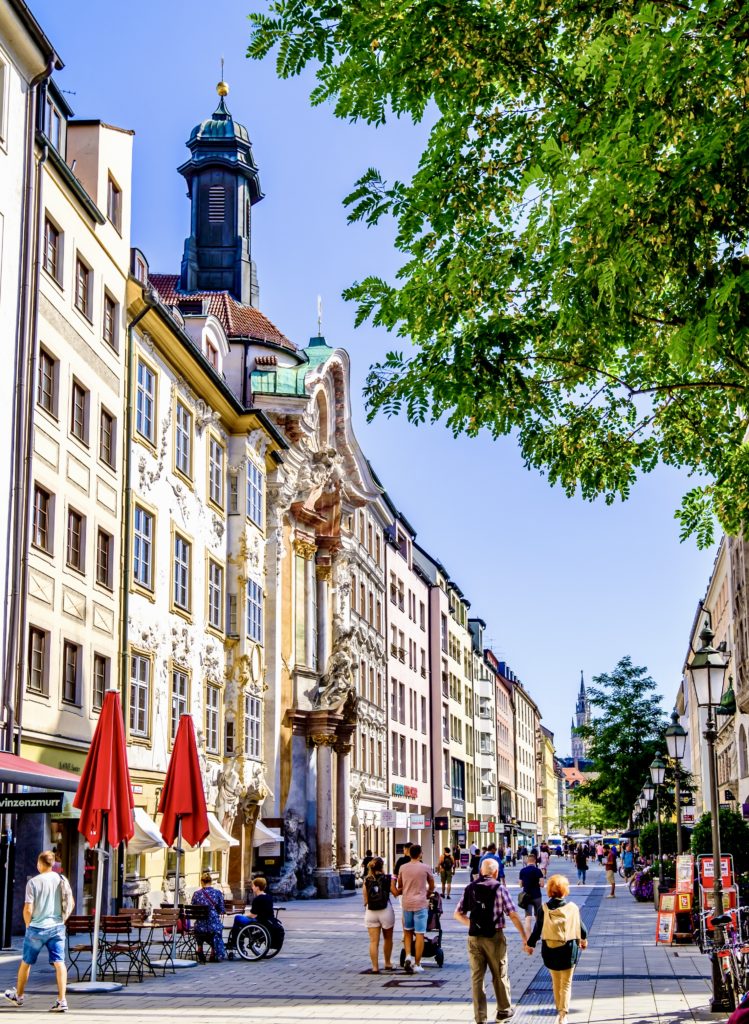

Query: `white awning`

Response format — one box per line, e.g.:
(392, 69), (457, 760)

(252, 820), (282, 847)
(129, 807), (167, 854)
(202, 812), (239, 851)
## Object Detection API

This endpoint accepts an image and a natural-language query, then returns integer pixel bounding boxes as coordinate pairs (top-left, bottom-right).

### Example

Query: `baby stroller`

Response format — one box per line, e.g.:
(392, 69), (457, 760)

(399, 892), (445, 968)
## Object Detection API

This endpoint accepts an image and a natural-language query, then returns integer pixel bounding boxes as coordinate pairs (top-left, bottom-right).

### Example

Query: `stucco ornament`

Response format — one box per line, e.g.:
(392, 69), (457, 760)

(314, 627), (356, 710)
(194, 400), (221, 437)
(214, 757), (242, 832)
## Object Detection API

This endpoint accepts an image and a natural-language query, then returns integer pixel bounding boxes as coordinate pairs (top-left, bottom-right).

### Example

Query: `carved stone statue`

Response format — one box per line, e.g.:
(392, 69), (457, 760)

(245, 761), (272, 804)
(269, 809), (316, 900)
(314, 627), (355, 710)
(214, 757), (242, 833)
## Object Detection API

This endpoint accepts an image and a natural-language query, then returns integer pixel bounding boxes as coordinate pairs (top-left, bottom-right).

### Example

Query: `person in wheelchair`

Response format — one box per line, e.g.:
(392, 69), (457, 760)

(227, 877), (283, 959)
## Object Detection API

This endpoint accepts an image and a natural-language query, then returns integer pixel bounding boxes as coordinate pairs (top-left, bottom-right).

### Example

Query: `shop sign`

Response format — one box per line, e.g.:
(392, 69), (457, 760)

(434, 816), (449, 831)
(743, 801), (749, 820)
(467, 819), (480, 832)
(452, 800), (465, 815)
(424, 818), (432, 829)
(457, 830), (467, 846)
(409, 814), (426, 829)
(396, 812), (409, 829)
(682, 806), (695, 824)
(480, 821), (495, 833)
(381, 810), (397, 828)
(131, 784), (143, 795)
(0, 792), (64, 814)
(392, 783), (418, 799)
(450, 816), (464, 830)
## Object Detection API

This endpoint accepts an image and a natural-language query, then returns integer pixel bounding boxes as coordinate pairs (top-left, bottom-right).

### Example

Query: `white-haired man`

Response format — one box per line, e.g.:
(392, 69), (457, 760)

(455, 858), (528, 1023)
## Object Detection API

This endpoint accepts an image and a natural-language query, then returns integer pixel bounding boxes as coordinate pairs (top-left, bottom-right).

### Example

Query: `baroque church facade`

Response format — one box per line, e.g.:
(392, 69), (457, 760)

(133, 81), (384, 898)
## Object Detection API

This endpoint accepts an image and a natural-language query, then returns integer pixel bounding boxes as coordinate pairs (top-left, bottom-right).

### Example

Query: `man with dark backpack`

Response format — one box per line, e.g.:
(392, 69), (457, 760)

(455, 859), (528, 1022)
(438, 847), (455, 899)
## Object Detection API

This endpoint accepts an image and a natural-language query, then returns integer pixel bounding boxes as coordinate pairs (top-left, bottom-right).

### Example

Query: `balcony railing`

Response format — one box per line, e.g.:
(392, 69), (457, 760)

(398, 647), (406, 662)
(420, 667), (427, 678)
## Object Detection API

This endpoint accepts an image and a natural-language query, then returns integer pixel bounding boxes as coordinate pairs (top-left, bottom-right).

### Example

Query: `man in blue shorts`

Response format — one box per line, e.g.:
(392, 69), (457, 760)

(396, 844), (435, 974)
(4, 850), (73, 1012)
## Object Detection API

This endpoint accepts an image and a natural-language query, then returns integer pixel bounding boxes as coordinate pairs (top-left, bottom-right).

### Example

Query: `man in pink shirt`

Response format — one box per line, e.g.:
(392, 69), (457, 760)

(396, 844), (435, 973)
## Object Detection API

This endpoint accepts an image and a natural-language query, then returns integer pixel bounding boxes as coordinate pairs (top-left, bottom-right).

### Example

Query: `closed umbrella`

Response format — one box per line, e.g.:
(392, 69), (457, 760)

(157, 714), (208, 968)
(70, 690), (134, 992)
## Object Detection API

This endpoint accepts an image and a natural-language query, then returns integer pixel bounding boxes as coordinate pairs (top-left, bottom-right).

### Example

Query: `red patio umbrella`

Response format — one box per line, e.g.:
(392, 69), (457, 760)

(74, 690), (135, 847)
(70, 689), (134, 992)
(158, 713), (209, 847)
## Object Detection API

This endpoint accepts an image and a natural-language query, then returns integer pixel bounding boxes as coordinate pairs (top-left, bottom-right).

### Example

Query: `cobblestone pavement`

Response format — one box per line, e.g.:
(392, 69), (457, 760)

(0, 857), (724, 1023)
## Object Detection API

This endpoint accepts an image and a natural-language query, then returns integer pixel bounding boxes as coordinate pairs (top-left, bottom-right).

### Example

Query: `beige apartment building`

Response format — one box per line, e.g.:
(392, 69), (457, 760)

(15, 80), (133, 912)
(384, 506), (432, 859)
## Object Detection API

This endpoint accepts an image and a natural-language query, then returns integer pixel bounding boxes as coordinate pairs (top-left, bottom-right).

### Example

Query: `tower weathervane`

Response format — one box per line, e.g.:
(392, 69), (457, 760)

(217, 56), (229, 97)
(317, 295), (323, 336)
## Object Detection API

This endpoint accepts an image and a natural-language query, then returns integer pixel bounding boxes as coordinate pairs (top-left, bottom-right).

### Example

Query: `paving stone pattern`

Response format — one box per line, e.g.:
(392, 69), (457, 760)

(0, 858), (725, 1023)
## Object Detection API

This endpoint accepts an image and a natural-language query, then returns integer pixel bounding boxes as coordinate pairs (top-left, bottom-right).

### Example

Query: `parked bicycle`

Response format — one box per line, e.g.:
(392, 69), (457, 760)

(711, 911), (749, 1011)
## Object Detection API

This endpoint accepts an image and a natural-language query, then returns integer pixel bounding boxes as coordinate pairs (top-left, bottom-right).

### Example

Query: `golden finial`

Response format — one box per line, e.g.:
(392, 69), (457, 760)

(217, 56), (228, 97)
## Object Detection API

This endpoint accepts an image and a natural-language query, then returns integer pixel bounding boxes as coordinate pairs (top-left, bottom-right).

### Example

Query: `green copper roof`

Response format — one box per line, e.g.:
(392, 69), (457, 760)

(250, 336), (335, 397)
(189, 97), (249, 144)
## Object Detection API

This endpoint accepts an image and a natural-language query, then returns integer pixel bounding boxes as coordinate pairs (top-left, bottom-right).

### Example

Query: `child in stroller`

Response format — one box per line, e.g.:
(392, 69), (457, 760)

(399, 892), (445, 968)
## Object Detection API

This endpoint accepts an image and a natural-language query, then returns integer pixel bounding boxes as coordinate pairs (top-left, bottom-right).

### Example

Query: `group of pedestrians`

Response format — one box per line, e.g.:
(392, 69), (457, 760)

(362, 842), (435, 974)
(362, 842), (591, 1024)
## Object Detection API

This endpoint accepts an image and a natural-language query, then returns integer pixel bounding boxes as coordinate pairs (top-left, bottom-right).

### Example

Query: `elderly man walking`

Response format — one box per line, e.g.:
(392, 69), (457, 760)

(455, 859), (528, 1023)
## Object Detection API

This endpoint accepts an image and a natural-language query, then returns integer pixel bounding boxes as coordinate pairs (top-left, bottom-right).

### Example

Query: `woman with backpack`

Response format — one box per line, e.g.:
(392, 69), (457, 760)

(526, 874), (588, 1024)
(362, 857), (397, 973)
(438, 847), (455, 899)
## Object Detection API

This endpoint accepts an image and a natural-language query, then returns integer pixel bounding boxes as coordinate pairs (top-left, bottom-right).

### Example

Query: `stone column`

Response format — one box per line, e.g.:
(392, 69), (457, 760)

(316, 564), (331, 672)
(310, 718), (342, 898)
(335, 738), (355, 890)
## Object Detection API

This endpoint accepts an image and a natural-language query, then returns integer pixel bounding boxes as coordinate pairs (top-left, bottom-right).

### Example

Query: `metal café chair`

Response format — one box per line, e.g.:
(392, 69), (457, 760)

(99, 915), (147, 984)
(145, 908), (180, 974)
(179, 904), (211, 961)
(65, 915), (94, 981)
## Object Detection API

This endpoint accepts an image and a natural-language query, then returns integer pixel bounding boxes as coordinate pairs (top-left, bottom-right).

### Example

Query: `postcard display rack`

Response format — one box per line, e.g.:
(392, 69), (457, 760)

(696, 854), (738, 949)
(656, 855), (697, 945)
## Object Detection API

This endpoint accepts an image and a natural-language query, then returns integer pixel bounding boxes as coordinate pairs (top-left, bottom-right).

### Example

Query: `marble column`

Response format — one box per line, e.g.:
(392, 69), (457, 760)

(335, 739), (355, 890)
(304, 554), (316, 669)
(316, 565), (331, 673)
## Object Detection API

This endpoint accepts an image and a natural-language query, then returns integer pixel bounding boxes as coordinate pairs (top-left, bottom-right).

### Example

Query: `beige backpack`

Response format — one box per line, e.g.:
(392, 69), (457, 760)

(541, 901), (581, 948)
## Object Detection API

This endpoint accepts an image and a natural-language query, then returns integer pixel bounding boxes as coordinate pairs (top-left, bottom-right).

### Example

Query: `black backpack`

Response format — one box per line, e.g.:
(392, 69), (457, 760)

(365, 873), (391, 911)
(442, 854), (453, 872)
(469, 880), (498, 937)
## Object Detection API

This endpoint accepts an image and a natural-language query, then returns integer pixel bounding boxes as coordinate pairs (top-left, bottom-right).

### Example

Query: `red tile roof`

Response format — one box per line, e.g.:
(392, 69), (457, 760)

(150, 274), (295, 350)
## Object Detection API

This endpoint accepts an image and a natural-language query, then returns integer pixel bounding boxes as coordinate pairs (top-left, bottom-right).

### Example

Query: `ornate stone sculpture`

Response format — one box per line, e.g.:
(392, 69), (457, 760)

(314, 627), (355, 710)
(269, 809), (316, 900)
(214, 757), (242, 833)
(245, 761), (272, 803)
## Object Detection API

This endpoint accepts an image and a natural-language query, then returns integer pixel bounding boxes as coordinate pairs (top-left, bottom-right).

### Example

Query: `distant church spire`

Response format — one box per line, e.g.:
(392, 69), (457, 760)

(571, 670), (592, 761)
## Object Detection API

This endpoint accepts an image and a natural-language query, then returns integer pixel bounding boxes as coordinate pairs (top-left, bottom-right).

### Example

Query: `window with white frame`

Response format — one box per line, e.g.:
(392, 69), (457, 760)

(175, 401), (192, 477)
(244, 693), (261, 759)
(173, 534), (191, 611)
(93, 654), (109, 711)
(130, 654), (150, 737)
(205, 685), (220, 753)
(246, 460), (263, 525)
(135, 359), (155, 443)
(246, 579), (263, 642)
(171, 668), (188, 743)
(208, 437), (223, 507)
(133, 506), (153, 589)
(208, 560), (223, 631)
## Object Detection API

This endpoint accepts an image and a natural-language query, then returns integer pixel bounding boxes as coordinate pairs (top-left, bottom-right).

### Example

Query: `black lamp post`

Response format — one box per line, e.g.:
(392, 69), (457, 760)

(665, 710), (688, 856)
(649, 754), (666, 884)
(689, 623), (730, 1012)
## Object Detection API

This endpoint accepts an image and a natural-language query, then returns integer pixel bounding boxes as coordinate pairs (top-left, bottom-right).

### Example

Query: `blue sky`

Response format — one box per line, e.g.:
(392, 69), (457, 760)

(32, 0), (718, 751)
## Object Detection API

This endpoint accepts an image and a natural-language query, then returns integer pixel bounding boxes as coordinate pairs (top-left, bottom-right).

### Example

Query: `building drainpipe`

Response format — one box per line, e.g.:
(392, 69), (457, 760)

(1, 60), (56, 951)
(114, 292), (156, 912)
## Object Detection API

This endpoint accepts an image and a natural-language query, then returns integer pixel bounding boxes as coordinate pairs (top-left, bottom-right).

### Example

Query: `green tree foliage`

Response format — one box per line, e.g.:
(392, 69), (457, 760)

(576, 656), (666, 826)
(639, 821), (691, 857)
(565, 790), (616, 833)
(249, 1), (749, 545)
(691, 809), (749, 877)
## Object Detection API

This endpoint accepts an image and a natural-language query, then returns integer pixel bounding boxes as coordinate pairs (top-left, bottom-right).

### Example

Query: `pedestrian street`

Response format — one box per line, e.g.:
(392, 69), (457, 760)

(0, 858), (721, 1024)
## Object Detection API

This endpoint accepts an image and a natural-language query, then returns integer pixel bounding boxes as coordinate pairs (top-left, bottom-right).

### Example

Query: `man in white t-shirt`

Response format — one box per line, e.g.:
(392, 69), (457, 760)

(4, 850), (73, 1012)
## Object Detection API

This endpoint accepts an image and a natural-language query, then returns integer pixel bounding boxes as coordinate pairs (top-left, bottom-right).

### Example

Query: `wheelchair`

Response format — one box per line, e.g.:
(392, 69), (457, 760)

(232, 917), (285, 961)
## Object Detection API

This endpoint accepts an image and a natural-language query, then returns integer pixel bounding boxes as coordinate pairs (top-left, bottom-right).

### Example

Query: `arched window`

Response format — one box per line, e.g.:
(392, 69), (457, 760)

(739, 725), (749, 778)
